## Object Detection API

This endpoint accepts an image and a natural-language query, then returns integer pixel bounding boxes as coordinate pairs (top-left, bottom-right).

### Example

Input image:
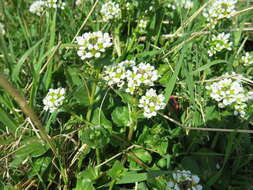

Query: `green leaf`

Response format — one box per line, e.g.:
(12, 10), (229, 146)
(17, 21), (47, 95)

(111, 106), (130, 127)
(65, 67), (83, 86)
(117, 172), (148, 184)
(192, 60), (227, 74)
(79, 125), (110, 149)
(116, 170), (171, 184)
(15, 140), (49, 158)
(28, 157), (52, 178)
(91, 108), (112, 130)
(132, 149), (152, 164)
(0, 107), (18, 133)
(11, 39), (43, 82)
(164, 55), (184, 102)
(73, 167), (99, 190)
(11, 139), (49, 168)
(108, 160), (127, 180)
(73, 86), (90, 106)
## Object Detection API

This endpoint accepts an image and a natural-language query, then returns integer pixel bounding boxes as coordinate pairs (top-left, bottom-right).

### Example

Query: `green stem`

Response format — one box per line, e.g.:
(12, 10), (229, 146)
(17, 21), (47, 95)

(96, 148), (101, 165)
(128, 127), (134, 141)
(108, 179), (116, 190)
(86, 108), (92, 122)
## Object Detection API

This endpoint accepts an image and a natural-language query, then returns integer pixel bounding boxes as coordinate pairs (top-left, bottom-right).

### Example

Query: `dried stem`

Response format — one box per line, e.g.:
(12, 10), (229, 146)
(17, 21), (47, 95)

(160, 113), (253, 134)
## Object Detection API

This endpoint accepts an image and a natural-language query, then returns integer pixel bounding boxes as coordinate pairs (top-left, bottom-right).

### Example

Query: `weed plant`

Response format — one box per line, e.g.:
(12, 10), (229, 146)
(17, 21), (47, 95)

(0, 0), (253, 189)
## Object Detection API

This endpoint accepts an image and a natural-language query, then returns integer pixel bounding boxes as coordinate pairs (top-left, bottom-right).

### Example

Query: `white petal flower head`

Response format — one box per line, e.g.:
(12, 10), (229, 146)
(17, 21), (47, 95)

(101, 1), (121, 22)
(138, 89), (165, 118)
(138, 19), (148, 31)
(29, 1), (46, 16)
(0, 23), (5, 35)
(203, 0), (237, 27)
(46, 0), (58, 8)
(58, 2), (66, 9)
(167, 180), (175, 188)
(43, 88), (66, 113)
(76, 32), (112, 60)
(30, 0), (66, 15)
(208, 32), (233, 56)
(75, 0), (82, 6)
(206, 73), (252, 117)
(173, 0), (194, 9)
(240, 52), (253, 66)
(169, 170), (202, 190)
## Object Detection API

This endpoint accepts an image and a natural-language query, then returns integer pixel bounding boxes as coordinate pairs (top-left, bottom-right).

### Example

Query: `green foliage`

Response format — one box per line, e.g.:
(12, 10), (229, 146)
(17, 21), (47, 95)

(1, 0), (253, 189)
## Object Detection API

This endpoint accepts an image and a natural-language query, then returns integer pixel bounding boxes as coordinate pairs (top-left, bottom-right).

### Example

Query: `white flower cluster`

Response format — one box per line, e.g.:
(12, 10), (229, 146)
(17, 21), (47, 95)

(208, 33), (232, 57)
(76, 31), (112, 60)
(167, 170), (203, 190)
(43, 88), (66, 113)
(206, 74), (253, 117)
(103, 61), (163, 118)
(125, 62), (159, 94)
(203, 0), (237, 27)
(29, 0), (66, 16)
(102, 60), (134, 88)
(29, 1), (46, 16)
(240, 52), (253, 66)
(0, 23), (5, 35)
(100, 1), (121, 22)
(102, 61), (160, 95)
(138, 19), (148, 32)
(75, 0), (83, 6)
(138, 88), (166, 118)
(46, 0), (66, 9)
(167, 0), (193, 10)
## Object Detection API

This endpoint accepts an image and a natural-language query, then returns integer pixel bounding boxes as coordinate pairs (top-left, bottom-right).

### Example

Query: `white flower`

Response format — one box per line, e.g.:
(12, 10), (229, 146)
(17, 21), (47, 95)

(58, 2), (66, 9)
(76, 31), (112, 60)
(206, 73), (252, 117)
(125, 62), (160, 94)
(175, 0), (194, 9)
(100, 1), (121, 22)
(29, 0), (66, 15)
(138, 19), (148, 32)
(240, 52), (253, 66)
(203, 0), (237, 27)
(168, 170), (202, 190)
(208, 33), (232, 56)
(167, 180), (174, 188)
(102, 61), (128, 87)
(103, 61), (160, 95)
(29, 1), (46, 16)
(43, 88), (66, 113)
(0, 23), (5, 35)
(75, 0), (83, 6)
(46, 0), (58, 8)
(138, 89), (166, 118)
(167, 3), (176, 10)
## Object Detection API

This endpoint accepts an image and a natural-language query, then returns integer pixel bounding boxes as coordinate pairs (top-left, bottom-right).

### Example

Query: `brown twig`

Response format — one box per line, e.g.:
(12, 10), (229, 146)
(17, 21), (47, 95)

(160, 113), (253, 134)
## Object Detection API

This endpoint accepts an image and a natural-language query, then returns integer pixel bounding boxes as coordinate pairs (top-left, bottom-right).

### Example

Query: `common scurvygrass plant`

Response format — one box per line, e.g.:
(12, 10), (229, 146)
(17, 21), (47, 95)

(1, 0), (253, 189)
(206, 73), (253, 118)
